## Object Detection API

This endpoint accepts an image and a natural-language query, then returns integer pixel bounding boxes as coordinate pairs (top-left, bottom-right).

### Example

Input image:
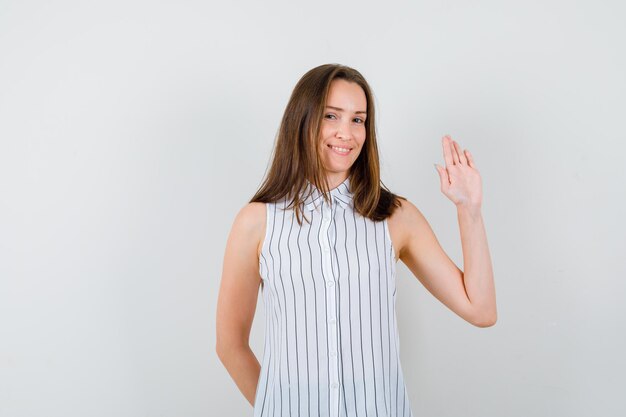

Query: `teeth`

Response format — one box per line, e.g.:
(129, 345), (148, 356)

(331, 146), (350, 153)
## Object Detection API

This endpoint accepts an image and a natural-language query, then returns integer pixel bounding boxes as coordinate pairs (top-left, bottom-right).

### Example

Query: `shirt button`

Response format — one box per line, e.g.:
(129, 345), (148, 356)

(329, 318), (336, 324)
(331, 382), (338, 389)
(330, 351), (337, 357)
(326, 281), (334, 287)
(323, 246), (330, 252)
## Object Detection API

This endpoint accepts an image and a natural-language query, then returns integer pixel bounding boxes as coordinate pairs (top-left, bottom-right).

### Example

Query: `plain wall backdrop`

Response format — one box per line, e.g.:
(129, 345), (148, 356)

(1, 0), (625, 416)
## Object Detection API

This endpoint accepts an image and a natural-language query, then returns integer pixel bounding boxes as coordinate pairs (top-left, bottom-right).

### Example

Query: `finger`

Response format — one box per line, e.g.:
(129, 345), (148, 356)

(442, 135), (455, 167)
(435, 164), (450, 186)
(454, 140), (468, 165)
(465, 149), (475, 168)
(449, 136), (460, 165)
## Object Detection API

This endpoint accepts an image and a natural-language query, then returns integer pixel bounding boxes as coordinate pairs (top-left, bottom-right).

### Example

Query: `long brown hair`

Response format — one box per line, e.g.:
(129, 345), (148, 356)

(250, 63), (406, 225)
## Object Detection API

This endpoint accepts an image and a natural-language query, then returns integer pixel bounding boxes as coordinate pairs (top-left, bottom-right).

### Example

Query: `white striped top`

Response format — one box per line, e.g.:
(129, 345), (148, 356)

(253, 176), (414, 417)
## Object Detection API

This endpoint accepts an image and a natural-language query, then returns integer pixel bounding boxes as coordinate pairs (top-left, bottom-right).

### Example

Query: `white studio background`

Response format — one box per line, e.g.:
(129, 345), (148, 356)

(1, 1), (624, 416)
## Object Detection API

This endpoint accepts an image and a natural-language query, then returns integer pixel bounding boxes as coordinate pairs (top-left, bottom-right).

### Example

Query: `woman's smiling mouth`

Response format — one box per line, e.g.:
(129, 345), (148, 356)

(328, 144), (352, 155)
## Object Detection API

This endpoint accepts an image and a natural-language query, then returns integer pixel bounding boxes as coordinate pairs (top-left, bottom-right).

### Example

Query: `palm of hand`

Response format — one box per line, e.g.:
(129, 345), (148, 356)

(434, 135), (483, 208)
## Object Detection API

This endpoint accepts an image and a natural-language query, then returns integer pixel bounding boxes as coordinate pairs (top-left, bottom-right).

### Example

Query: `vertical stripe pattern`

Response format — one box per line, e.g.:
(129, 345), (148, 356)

(253, 177), (414, 417)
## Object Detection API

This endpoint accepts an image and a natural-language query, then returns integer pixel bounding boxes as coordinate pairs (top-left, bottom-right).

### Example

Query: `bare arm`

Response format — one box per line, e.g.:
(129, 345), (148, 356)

(216, 202), (266, 406)
(392, 135), (496, 327)
(456, 204), (496, 325)
(393, 199), (496, 327)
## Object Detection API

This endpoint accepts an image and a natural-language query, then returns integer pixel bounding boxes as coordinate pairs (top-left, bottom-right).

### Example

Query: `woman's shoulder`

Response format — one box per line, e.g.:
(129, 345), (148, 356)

(387, 196), (429, 230)
(237, 201), (266, 221)
(232, 202), (267, 259)
(386, 196), (430, 262)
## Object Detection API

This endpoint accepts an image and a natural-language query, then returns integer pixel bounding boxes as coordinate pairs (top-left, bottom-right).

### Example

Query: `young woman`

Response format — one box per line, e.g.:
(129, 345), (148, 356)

(216, 64), (496, 417)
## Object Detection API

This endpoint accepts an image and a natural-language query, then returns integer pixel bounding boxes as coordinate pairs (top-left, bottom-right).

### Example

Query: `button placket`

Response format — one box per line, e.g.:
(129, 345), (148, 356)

(321, 200), (340, 414)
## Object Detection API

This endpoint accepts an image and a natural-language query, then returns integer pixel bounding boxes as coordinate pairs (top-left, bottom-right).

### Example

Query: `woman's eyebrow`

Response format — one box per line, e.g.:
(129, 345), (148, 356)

(325, 105), (367, 115)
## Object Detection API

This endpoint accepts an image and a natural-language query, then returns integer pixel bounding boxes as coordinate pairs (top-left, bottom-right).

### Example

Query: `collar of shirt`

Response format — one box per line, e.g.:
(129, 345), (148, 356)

(302, 176), (353, 211)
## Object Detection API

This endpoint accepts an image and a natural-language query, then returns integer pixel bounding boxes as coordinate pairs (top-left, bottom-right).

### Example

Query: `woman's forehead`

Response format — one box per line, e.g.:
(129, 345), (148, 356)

(326, 79), (367, 111)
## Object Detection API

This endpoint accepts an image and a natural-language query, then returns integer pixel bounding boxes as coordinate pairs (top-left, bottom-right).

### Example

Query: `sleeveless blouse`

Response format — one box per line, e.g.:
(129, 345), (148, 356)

(253, 176), (414, 417)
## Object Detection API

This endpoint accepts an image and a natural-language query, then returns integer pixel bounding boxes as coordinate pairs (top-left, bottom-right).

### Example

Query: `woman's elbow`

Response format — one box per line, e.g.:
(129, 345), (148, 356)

(216, 337), (234, 362)
(216, 334), (248, 363)
(473, 312), (497, 328)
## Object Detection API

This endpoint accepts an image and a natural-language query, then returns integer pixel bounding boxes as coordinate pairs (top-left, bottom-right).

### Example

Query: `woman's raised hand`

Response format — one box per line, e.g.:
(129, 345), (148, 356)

(434, 135), (483, 209)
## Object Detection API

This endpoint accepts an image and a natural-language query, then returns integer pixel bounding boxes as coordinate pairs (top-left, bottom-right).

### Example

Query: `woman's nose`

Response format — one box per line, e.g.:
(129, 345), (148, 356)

(336, 121), (352, 139)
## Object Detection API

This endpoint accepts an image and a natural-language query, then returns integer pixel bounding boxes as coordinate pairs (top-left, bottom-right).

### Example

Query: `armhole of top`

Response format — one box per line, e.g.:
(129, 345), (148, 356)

(258, 202), (271, 280)
(383, 217), (398, 271)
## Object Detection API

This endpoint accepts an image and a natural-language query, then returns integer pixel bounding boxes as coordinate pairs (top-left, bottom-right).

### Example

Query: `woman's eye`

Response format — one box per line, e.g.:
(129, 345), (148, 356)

(324, 114), (364, 124)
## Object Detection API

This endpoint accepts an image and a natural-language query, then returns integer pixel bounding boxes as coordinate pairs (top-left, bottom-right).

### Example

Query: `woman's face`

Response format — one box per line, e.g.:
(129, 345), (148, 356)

(318, 79), (367, 183)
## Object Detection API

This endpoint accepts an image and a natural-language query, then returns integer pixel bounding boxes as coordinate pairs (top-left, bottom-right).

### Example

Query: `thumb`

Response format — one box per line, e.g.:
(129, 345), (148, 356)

(434, 162), (442, 178)
(434, 163), (443, 176)
(434, 164), (448, 187)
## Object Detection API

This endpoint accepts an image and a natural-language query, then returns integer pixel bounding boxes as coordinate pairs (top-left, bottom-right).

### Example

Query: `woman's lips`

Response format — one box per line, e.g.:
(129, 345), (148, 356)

(328, 144), (352, 156)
